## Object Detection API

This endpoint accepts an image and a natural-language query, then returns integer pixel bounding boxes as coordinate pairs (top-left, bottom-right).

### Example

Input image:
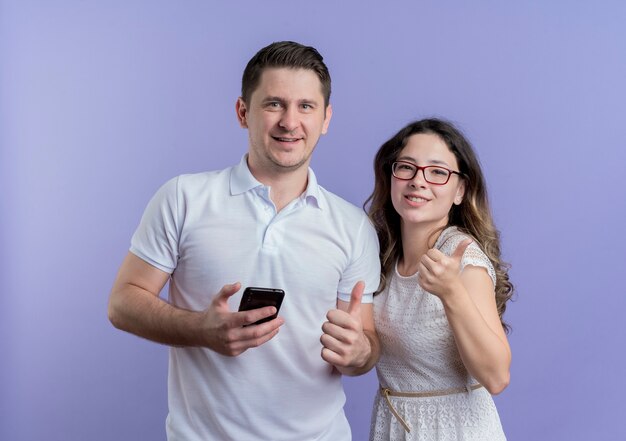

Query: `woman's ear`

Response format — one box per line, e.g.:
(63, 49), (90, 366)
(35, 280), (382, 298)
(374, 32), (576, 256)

(454, 180), (466, 205)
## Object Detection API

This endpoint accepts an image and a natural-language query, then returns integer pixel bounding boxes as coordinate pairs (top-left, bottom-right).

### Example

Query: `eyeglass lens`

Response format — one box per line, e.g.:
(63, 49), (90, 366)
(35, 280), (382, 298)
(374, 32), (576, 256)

(392, 163), (451, 184)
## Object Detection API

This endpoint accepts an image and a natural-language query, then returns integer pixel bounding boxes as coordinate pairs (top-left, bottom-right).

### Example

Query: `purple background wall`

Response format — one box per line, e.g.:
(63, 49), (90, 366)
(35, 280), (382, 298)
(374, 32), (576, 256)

(2, 1), (625, 440)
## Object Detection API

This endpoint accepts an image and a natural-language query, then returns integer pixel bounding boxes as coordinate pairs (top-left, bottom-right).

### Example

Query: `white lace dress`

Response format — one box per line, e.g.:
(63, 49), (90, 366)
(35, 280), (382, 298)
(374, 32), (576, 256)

(370, 227), (506, 441)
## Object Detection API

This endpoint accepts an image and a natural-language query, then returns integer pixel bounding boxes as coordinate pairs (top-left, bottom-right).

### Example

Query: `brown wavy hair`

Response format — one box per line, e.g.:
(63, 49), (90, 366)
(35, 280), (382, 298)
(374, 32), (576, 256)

(364, 118), (514, 332)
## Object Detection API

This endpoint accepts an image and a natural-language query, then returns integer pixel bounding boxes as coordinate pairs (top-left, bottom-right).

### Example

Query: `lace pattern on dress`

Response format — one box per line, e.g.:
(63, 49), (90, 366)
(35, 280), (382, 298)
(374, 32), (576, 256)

(370, 387), (505, 441)
(370, 227), (505, 441)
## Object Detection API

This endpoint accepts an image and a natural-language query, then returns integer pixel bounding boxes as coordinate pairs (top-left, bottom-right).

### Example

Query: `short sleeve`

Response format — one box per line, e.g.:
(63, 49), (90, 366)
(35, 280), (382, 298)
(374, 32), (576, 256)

(129, 177), (181, 273)
(461, 243), (497, 287)
(337, 217), (381, 304)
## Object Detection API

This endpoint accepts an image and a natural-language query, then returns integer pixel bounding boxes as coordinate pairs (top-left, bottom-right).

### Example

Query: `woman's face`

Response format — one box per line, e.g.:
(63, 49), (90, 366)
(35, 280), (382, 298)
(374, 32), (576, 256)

(390, 133), (466, 230)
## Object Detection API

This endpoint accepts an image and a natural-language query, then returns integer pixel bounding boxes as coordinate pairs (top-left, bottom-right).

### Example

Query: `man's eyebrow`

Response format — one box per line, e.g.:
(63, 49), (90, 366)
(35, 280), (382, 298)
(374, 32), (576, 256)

(261, 96), (286, 103)
(260, 96), (321, 105)
(299, 98), (320, 105)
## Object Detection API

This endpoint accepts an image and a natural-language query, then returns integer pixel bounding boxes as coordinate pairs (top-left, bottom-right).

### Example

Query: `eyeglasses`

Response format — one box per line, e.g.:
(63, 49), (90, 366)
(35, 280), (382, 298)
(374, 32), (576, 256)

(391, 161), (464, 185)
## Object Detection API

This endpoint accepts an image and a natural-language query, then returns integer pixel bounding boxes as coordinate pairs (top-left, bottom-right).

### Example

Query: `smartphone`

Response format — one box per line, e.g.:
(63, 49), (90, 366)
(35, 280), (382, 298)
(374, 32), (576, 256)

(238, 287), (285, 326)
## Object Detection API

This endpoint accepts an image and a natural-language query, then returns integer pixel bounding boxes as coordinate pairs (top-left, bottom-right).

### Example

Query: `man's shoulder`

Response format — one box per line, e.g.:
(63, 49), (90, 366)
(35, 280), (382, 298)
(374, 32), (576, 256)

(177, 167), (230, 185)
(149, 168), (232, 205)
(168, 167), (231, 192)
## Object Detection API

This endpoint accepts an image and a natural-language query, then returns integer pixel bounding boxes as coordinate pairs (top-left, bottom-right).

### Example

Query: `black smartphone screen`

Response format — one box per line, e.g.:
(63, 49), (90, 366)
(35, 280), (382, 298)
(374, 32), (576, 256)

(238, 287), (285, 326)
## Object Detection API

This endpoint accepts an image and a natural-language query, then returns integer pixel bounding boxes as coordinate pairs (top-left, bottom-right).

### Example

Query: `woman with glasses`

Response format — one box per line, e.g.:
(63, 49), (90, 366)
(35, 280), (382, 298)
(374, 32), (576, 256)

(366, 118), (513, 440)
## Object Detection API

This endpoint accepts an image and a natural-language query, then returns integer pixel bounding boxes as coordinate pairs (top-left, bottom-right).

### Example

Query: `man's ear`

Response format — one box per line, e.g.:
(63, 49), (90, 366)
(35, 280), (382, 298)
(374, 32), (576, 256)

(321, 103), (332, 135)
(236, 97), (248, 128)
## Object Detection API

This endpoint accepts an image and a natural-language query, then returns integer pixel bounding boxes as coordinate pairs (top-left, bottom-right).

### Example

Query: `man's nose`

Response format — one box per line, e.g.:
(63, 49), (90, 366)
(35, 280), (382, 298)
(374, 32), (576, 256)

(278, 107), (299, 132)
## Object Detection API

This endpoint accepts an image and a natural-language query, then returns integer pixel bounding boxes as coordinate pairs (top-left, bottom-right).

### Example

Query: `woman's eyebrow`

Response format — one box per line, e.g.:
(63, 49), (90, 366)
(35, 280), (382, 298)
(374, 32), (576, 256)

(396, 156), (451, 167)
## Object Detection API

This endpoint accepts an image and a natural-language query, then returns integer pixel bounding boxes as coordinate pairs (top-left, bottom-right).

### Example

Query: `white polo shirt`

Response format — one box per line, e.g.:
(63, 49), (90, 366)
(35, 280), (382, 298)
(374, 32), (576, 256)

(130, 156), (381, 441)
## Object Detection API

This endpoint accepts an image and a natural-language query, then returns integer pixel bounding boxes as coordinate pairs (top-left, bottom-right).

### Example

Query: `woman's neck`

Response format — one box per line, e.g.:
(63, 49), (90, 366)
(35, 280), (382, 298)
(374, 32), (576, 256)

(398, 220), (448, 276)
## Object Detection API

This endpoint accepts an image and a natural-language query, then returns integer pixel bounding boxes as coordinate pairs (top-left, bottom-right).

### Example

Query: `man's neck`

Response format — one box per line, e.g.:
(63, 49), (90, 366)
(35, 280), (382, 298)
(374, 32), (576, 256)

(248, 161), (310, 212)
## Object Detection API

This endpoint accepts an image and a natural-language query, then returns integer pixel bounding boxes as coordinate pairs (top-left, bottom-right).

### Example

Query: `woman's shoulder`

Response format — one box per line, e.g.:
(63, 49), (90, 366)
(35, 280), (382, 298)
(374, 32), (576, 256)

(435, 226), (472, 252)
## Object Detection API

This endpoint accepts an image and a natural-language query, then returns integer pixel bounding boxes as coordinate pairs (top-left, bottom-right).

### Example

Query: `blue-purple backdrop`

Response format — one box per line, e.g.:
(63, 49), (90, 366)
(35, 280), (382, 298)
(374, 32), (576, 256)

(2, 1), (625, 440)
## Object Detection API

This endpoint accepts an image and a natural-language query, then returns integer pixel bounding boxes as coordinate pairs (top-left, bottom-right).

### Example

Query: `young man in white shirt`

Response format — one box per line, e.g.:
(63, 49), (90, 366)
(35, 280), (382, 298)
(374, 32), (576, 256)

(108, 41), (381, 440)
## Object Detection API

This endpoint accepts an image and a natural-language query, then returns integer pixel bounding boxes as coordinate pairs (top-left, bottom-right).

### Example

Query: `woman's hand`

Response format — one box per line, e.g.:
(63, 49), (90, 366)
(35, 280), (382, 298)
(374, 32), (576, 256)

(417, 239), (472, 299)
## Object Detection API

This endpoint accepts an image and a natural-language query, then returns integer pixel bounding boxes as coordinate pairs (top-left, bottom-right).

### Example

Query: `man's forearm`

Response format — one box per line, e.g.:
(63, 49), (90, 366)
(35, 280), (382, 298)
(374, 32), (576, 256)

(108, 285), (205, 347)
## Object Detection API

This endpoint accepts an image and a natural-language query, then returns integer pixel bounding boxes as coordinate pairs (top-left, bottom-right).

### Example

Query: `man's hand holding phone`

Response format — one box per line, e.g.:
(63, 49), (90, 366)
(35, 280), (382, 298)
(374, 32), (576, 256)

(199, 283), (284, 357)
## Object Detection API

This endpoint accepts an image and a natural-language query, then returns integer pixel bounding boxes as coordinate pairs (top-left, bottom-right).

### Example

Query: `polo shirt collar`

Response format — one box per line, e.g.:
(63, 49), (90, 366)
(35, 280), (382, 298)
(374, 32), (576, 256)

(230, 155), (262, 195)
(303, 166), (324, 210)
(230, 155), (324, 210)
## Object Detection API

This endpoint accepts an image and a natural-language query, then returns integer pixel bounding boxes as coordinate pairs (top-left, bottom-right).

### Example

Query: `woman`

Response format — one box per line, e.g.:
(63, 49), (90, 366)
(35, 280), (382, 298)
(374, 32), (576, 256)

(366, 118), (513, 440)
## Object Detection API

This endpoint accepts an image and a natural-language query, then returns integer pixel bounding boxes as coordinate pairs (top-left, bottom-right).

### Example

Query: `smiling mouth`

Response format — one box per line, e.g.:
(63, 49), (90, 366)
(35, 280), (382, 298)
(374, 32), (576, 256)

(406, 196), (428, 203)
(272, 136), (301, 142)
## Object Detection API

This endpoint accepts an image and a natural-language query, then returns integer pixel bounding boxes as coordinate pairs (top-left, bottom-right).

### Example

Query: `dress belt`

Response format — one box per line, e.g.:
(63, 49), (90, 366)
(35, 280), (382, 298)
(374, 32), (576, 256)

(380, 383), (484, 433)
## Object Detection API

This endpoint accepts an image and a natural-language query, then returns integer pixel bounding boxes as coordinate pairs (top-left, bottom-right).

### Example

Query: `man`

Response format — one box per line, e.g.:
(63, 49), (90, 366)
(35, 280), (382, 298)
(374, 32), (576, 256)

(108, 41), (381, 440)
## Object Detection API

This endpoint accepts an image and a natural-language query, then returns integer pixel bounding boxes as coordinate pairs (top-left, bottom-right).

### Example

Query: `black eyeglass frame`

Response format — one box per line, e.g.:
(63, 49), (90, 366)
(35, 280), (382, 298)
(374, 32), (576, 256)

(391, 160), (466, 185)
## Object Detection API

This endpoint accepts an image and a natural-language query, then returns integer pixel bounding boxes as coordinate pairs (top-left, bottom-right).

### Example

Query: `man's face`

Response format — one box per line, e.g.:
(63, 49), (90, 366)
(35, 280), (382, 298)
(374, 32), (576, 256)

(236, 68), (332, 176)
